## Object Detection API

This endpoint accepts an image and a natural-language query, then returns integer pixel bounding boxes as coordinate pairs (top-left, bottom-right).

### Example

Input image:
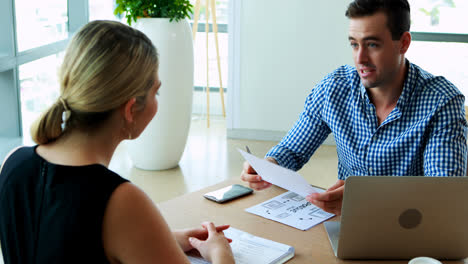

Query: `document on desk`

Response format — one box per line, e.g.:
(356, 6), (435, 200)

(187, 227), (295, 264)
(245, 191), (335, 230)
(238, 149), (323, 197)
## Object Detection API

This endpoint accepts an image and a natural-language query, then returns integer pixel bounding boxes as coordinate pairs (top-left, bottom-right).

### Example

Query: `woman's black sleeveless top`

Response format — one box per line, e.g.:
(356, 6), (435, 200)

(0, 146), (128, 263)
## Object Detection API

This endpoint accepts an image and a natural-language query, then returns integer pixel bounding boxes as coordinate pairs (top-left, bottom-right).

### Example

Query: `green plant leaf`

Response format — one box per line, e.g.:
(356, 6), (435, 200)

(419, 8), (430, 16)
(114, 0), (193, 25)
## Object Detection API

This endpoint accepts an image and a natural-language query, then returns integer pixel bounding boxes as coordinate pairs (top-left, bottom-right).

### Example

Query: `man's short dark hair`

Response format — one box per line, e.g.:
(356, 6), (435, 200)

(345, 0), (410, 40)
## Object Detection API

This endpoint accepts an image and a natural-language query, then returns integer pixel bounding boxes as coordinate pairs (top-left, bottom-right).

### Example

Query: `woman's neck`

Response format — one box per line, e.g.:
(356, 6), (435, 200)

(37, 126), (122, 167)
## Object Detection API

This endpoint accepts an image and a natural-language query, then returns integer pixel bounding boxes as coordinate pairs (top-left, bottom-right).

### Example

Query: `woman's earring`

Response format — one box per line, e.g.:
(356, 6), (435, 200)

(127, 121), (134, 140)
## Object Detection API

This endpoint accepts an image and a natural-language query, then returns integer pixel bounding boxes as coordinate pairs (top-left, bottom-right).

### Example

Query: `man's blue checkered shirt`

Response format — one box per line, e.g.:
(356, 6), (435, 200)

(266, 62), (468, 179)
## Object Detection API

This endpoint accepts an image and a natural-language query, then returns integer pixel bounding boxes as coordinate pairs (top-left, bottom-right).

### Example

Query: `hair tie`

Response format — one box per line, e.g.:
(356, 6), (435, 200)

(59, 97), (71, 131)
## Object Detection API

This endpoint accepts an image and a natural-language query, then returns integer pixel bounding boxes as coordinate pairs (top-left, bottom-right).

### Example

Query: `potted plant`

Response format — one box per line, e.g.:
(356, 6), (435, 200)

(115, 0), (195, 171)
(114, 0), (193, 25)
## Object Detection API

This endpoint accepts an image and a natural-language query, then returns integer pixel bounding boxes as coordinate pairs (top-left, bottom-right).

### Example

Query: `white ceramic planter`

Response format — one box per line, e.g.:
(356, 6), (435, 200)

(127, 18), (194, 170)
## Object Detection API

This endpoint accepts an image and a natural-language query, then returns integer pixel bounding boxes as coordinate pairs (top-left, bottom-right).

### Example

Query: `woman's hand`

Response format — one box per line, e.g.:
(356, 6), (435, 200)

(188, 222), (234, 264)
(174, 223), (232, 252)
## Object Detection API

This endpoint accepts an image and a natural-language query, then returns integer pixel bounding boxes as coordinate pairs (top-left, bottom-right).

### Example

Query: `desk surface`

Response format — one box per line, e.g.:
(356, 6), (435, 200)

(158, 178), (467, 264)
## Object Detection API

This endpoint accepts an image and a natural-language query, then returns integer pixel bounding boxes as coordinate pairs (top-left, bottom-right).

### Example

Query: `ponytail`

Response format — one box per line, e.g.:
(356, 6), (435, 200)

(30, 100), (66, 144)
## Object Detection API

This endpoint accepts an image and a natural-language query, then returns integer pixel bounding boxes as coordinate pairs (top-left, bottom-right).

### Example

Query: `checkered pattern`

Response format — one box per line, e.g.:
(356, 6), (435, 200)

(266, 62), (468, 179)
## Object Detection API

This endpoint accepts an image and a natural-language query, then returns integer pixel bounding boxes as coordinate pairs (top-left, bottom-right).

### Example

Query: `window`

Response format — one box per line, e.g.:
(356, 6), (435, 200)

(19, 54), (63, 145)
(410, 0), (468, 34)
(406, 41), (468, 98)
(15, 0), (68, 52)
(407, 0), (468, 104)
(0, 0), (88, 160)
(88, 0), (120, 22)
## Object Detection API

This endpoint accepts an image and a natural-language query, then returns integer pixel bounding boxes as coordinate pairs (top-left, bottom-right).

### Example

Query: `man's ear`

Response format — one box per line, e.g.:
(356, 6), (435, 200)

(400, 31), (411, 54)
(122, 98), (137, 123)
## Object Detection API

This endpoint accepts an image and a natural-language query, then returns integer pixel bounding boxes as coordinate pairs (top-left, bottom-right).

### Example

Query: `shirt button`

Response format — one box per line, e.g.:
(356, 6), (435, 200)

(368, 167), (373, 174)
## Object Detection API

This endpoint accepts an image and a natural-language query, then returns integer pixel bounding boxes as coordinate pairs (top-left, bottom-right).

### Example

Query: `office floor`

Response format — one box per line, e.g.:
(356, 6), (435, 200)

(109, 115), (339, 204)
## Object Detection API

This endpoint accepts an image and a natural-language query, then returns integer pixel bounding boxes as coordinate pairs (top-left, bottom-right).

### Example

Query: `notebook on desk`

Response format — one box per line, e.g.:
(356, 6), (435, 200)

(188, 227), (294, 264)
(324, 176), (468, 260)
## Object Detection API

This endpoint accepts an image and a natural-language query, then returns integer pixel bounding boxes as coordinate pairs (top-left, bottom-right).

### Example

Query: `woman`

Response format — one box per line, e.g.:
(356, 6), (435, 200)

(0, 20), (234, 264)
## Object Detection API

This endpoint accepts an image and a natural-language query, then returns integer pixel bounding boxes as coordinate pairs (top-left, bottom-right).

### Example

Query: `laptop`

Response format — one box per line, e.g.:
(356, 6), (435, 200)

(324, 176), (468, 260)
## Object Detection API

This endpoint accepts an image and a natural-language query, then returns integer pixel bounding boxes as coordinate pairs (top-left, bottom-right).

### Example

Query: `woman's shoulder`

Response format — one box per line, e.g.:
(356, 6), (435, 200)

(86, 166), (130, 203)
(0, 145), (38, 178)
(1, 145), (37, 168)
(0, 146), (39, 199)
(80, 164), (128, 184)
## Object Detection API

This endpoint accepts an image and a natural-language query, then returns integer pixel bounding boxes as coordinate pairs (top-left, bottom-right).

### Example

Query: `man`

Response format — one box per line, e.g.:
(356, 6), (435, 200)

(240, 0), (467, 215)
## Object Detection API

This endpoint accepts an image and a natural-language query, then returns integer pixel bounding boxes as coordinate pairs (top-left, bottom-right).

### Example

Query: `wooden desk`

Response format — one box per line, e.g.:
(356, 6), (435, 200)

(158, 178), (467, 264)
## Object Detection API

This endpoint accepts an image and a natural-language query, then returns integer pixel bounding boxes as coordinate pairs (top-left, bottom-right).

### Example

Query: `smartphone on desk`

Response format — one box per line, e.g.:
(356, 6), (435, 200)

(203, 184), (253, 203)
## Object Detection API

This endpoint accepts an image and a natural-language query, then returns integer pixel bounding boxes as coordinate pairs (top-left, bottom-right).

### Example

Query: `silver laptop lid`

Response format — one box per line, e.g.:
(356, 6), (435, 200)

(337, 176), (468, 260)
(324, 221), (340, 256)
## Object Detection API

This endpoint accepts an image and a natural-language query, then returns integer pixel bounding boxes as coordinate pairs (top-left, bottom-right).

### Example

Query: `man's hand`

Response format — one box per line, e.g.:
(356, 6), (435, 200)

(239, 158), (276, 190)
(306, 179), (345, 215)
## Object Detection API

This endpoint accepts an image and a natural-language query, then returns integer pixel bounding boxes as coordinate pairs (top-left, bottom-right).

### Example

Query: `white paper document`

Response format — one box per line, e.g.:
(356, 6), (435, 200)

(188, 227), (294, 264)
(246, 191), (335, 231)
(238, 149), (323, 197)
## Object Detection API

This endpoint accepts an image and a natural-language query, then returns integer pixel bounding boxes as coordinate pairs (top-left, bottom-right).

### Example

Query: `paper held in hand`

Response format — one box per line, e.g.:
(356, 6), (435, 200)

(238, 149), (323, 197)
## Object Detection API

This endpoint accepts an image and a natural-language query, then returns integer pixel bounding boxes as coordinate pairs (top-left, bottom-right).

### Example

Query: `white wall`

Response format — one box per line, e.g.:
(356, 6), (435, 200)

(227, 0), (353, 141)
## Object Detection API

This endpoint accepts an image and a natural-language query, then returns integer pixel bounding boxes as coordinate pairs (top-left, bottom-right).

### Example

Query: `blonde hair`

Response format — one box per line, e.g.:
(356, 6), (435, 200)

(31, 20), (159, 144)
